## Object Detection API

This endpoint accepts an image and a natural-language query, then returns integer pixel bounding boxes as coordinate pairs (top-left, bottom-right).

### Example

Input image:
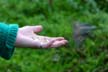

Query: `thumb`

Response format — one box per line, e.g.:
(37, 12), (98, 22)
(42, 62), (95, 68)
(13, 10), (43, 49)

(30, 25), (43, 33)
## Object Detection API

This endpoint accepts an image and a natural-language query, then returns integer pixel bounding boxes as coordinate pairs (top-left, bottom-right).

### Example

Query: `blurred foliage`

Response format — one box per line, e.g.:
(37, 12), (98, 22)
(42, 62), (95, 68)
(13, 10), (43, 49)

(0, 0), (108, 72)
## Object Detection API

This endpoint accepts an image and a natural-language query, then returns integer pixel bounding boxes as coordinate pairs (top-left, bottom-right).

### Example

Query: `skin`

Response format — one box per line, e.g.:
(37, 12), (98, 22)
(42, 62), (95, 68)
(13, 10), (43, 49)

(15, 25), (68, 48)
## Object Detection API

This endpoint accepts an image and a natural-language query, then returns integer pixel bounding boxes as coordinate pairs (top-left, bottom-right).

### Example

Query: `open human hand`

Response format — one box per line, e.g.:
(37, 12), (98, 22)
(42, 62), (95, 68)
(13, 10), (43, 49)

(15, 25), (68, 48)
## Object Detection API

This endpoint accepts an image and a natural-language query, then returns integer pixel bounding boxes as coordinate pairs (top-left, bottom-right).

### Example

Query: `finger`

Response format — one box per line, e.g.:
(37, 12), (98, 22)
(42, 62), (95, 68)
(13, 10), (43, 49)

(51, 37), (65, 41)
(41, 39), (56, 48)
(42, 37), (66, 48)
(42, 38), (65, 48)
(50, 40), (68, 48)
(30, 25), (43, 33)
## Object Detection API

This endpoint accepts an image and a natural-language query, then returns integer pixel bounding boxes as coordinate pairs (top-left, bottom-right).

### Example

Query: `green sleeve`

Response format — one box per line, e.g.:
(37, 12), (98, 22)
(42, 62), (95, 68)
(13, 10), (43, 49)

(0, 23), (19, 60)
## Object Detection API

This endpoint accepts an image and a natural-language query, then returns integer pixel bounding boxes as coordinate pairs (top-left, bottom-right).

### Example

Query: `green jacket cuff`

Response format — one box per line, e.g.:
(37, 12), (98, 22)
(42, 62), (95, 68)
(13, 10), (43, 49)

(0, 23), (19, 60)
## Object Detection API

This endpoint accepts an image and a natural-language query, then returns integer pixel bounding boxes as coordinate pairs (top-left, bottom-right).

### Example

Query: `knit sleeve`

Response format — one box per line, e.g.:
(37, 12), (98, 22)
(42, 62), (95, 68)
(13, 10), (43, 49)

(0, 23), (19, 60)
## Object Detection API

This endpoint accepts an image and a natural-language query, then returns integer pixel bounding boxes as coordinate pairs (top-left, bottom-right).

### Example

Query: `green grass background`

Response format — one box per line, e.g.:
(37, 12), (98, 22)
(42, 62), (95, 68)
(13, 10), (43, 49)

(0, 0), (108, 72)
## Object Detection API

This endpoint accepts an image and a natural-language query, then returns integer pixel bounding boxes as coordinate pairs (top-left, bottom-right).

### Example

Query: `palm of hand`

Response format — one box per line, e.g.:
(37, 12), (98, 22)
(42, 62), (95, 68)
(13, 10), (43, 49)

(15, 25), (68, 48)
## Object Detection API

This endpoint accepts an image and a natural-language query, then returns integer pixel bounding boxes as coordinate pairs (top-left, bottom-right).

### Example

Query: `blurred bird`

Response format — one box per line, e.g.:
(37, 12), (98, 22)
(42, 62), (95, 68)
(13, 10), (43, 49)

(73, 22), (96, 48)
